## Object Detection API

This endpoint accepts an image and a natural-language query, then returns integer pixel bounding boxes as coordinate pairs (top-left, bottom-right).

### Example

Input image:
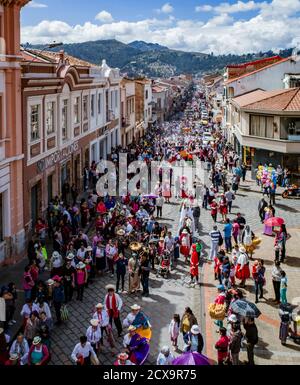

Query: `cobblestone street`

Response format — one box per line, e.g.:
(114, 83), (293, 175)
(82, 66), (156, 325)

(48, 172), (300, 365)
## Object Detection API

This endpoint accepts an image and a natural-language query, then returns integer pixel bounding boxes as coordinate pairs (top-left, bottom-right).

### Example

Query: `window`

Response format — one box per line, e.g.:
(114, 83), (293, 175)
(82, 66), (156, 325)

(98, 94), (102, 114)
(83, 96), (88, 120)
(115, 90), (118, 110)
(46, 101), (55, 135)
(74, 97), (80, 124)
(250, 115), (274, 138)
(30, 104), (40, 141)
(91, 94), (95, 117)
(62, 100), (68, 141)
(146, 90), (149, 99)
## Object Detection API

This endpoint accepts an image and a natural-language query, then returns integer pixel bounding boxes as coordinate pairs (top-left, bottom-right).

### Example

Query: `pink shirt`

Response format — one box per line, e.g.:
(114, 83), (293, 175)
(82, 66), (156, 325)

(77, 270), (85, 285)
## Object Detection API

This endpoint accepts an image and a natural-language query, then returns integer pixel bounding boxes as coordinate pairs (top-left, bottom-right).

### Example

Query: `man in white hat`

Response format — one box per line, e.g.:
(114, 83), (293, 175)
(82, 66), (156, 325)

(122, 304), (141, 329)
(92, 303), (113, 347)
(104, 285), (123, 337)
(157, 346), (174, 365)
(9, 333), (29, 366)
(86, 319), (102, 355)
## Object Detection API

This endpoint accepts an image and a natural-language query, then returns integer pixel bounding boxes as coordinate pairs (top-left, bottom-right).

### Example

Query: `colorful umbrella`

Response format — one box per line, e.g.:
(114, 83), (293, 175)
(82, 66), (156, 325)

(230, 299), (261, 318)
(264, 217), (285, 227)
(172, 352), (211, 366)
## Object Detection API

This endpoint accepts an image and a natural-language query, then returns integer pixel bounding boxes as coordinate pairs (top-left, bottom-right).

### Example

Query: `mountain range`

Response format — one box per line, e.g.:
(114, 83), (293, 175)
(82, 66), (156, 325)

(26, 39), (293, 78)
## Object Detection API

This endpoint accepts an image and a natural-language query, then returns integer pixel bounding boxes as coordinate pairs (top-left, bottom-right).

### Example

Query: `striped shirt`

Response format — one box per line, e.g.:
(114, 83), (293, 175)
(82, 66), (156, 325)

(210, 230), (221, 243)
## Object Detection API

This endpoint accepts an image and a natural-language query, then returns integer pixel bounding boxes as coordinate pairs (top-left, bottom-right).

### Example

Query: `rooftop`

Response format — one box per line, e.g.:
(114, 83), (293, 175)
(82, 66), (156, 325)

(232, 87), (300, 112)
(225, 57), (291, 85)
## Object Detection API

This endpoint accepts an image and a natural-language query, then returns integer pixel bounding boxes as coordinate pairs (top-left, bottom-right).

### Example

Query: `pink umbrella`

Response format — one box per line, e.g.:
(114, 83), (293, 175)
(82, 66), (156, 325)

(264, 217), (285, 227)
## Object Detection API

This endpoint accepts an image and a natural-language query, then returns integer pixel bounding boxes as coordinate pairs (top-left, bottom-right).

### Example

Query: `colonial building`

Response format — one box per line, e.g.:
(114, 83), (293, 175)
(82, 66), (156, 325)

(229, 88), (300, 182)
(0, 0), (30, 265)
(223, 55), (300, 138)
(120, 78), (136, 147)
(21, 49), (121, 231)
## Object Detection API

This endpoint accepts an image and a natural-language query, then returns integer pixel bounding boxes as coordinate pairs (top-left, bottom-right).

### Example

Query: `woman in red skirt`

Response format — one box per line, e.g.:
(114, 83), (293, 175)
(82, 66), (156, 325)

(179, 229), (191, 263)
(210, 199), (218, 223)
(235, 246), (250, 288)
(219, 194), (228, 223)
(189, 244), (199, 286)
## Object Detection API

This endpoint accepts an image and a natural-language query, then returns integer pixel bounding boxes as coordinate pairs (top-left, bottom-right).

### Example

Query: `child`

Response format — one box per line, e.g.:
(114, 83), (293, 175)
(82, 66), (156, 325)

(169, 314), (180, 351)
(280, 271), (287, 304)
(229, 262), (236, 287)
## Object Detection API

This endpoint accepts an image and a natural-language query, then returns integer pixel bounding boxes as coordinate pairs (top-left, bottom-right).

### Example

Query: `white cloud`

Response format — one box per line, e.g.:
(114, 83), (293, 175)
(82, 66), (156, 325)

(195, 5), (213, 12)
(196, 1), (267, 14)
(156, 3), (174, 14)
(21, 0), (300, 56)
(27, 1), (48, 8)
(95, 11), (114, 24)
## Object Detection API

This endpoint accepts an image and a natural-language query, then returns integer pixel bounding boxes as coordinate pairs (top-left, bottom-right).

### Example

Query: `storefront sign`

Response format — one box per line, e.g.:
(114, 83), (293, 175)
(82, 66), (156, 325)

(37, 141), (79, 173)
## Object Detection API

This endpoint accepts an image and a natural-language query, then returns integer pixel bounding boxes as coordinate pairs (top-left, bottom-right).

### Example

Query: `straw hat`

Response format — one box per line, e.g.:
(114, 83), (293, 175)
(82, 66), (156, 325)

(182, 229), (188, 234)
(32, 336), (42, 345)
(130, 242), (143, 251)
(66, 253), (75, 260)
(95, 303), (104, 309)
(118, 352), (129, 360)
(191, 325), (201, 335)
(47, 279), (55, 286)
(105, 284), (115, 291)
(131, 304), (141, 311)
(86, 246), (93, 252)
(77, 262), (86, 270)
(128, 325), (137, 332)
(52, 251), (60, 258)
(239, 246), (246, 253)
(90, 319), (99, 327)
(9, 353), (19, 361)
(116, 229), (126, 236)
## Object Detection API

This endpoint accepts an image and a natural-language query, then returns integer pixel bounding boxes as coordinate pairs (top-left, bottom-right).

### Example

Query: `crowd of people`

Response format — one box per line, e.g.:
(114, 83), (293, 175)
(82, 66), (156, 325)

(0, 82), (296, 367)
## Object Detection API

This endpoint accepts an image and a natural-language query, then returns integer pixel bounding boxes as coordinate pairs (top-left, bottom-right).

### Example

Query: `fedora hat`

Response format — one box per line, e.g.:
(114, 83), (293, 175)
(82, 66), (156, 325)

(95, 303), (104, 309)
(33, 336), (42, 345)
(86, 246), (93, 252)
(90, 319), (99, 327)
(130, 242), (142, 251)
(191, 325), (201, 335)
(128, 325), (137, 332)
(47, 279), (55, 286)
(228, 314), (238, 323)
(52, 251), (60, 258)
(130, 304), (141, 311)
(77, 262), (86, 269)
(66, 253), (75, 260)
(182, 229), (188, 234)
(116, 229), (126, 236)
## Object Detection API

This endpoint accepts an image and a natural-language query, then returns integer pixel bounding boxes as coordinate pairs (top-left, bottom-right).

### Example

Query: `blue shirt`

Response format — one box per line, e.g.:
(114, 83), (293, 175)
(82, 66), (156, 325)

(223, 223), (232, 238)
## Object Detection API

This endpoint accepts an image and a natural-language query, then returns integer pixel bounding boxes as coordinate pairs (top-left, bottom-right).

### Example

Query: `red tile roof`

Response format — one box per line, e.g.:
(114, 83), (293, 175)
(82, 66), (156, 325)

(226, 56), (282, 69)
(233, 87), (300, 111)
(225, 57), (291, 85)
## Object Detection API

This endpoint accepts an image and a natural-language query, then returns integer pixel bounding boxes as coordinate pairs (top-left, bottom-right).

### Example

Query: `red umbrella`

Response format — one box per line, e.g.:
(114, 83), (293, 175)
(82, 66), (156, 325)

(264, 217), (285, 227)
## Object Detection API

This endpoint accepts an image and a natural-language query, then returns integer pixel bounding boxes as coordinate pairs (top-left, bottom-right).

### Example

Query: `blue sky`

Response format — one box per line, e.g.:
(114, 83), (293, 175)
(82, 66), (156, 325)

(21, 0), (300, 54)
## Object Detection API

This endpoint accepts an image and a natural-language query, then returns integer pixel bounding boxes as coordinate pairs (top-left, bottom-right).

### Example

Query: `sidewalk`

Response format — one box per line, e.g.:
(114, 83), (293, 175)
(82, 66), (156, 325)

(0, 189), (94, 341)
(202, 227), (300, 365)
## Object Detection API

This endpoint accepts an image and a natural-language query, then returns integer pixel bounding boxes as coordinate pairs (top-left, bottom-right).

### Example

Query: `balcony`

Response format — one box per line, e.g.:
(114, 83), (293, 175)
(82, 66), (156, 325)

(121, 116), (130, 128)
